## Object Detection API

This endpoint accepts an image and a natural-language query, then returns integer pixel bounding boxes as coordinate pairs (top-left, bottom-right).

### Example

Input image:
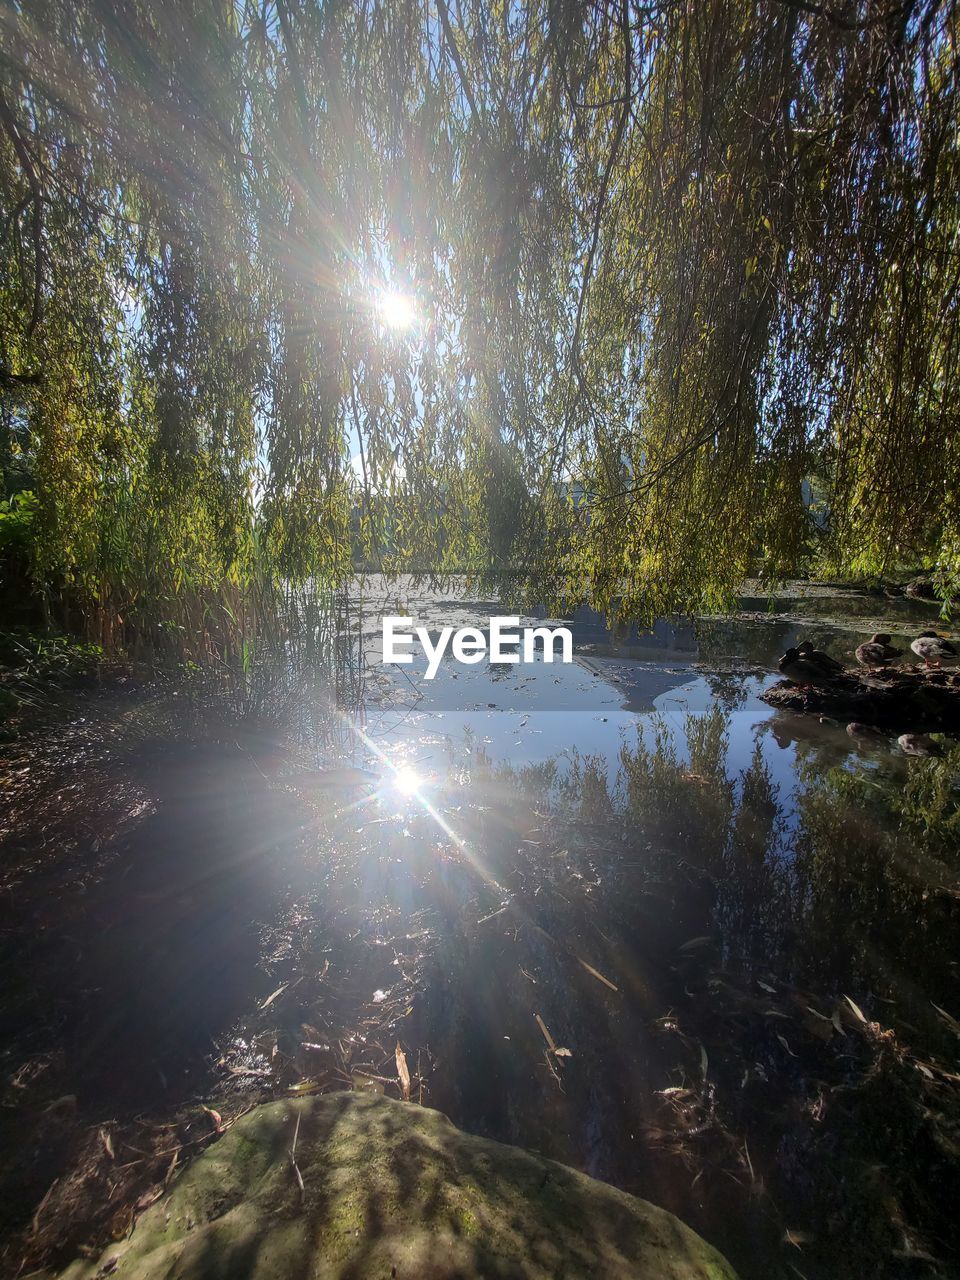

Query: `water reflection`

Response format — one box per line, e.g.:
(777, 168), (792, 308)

(2, 667), (958, 1278)
(365, 718), (960, 1279)
(236, 711), (960, 1276)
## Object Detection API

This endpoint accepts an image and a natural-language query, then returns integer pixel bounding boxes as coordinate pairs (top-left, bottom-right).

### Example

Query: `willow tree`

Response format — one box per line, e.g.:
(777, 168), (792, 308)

(0, 0), (958, 653)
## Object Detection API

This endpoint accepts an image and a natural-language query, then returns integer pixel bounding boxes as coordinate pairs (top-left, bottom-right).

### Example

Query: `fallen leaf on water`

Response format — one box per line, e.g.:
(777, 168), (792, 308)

(577, 958), (619, 992)
(99, 1127), (114, 1161)
(843, 995), (868, 1024)
(776, 1034), (797, 1057)
(700, 1044), (709, 1080)
(395, 1043), (411, 1101)
(259, 983), (288, 1011)
(553, 1047), (573, 1058)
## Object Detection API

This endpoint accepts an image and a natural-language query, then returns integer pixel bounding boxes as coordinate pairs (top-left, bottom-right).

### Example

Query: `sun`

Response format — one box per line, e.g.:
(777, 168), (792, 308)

(377, 289), (417, 332)
(391, 764), (423, 797)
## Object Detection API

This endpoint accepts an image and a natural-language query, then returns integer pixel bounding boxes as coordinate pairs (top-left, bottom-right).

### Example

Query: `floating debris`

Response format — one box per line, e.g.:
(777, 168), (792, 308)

(577, 957), (619, 992)
(258, 983), (288, 1011)
(535, 1013), (556, 1053)
(395, 1043), (411, 1101)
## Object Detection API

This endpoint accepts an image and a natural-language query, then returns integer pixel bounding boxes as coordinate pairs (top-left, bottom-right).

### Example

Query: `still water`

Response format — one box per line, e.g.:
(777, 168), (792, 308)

(1, 585), (958, 1278)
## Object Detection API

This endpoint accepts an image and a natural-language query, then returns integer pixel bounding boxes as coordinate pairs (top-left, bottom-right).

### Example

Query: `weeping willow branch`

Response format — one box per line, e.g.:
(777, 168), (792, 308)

(0, 0), (956, 652)
(0, 86), (44, 336)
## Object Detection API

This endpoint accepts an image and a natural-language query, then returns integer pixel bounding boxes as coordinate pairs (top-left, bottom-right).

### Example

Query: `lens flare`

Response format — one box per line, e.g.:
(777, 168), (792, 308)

(378, 289), (416, 331)
(392, 764), (423, 797)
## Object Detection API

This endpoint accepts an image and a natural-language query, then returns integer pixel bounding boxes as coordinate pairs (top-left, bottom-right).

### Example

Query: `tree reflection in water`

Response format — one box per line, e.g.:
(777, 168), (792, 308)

(388, 711), (960, 1279)
(3, 703), (958, 1279)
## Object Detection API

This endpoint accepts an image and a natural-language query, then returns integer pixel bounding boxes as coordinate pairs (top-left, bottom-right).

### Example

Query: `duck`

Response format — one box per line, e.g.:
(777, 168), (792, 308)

(855, 633), (902, 669)
(778, 647), (835, 687)
(910, 631), (958, 669)
(897, 733), (943, 757)
(796, 640), (844, 677)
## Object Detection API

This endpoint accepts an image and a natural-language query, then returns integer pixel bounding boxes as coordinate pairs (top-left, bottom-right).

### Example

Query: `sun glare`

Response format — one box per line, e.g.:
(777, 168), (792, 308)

(378, 289), (416, 331)
(391, 764), (423, 798)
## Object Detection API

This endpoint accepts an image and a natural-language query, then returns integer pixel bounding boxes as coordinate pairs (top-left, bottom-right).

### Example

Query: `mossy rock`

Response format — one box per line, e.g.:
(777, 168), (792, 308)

(60, 1093), (737, 1279)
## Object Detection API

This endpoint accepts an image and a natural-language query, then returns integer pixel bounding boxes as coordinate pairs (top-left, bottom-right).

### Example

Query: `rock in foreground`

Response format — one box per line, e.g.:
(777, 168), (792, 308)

(61, 1092), (737, 1280)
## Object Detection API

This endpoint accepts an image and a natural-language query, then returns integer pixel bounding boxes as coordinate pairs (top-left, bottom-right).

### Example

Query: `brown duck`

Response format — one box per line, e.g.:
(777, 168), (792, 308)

(797, 640), (844, 677)
(779, 647), (836, 687)
(855, 633), (901, 669)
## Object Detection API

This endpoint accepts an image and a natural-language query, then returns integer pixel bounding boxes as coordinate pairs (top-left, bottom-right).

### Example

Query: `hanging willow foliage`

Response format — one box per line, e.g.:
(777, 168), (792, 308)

(0, 0), (958, 650)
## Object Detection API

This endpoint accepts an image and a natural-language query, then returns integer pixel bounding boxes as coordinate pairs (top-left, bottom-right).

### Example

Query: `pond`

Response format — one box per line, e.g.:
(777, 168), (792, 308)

(1, 581), (958, 1279)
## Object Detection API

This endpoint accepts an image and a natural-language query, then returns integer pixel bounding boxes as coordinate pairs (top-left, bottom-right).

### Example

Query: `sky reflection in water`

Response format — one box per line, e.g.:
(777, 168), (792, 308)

(330, 614), (959, 1279)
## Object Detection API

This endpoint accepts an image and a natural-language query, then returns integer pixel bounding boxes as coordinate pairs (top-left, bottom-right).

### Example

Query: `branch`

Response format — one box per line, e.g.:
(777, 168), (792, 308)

(435, 0), (482, 122)
(553, 0), (633, 476)
(774, 0), (915, 33)
(274, 0), (312, 128)
(0, 87), (44, 335)
(0, 366), (42, 389)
